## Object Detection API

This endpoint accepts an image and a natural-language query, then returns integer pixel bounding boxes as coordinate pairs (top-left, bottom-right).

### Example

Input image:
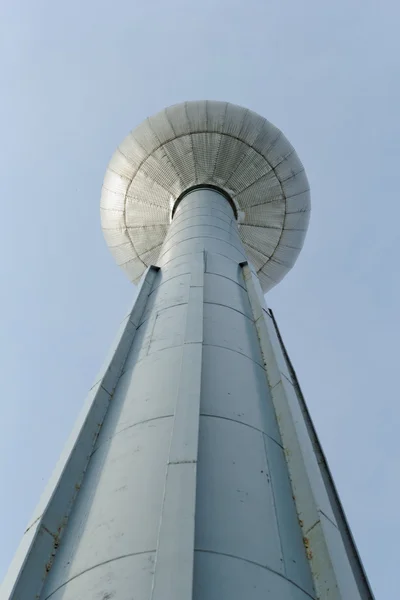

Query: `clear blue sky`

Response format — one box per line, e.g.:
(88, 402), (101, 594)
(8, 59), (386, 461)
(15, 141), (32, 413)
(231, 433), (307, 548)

(1, 1), (398, 597)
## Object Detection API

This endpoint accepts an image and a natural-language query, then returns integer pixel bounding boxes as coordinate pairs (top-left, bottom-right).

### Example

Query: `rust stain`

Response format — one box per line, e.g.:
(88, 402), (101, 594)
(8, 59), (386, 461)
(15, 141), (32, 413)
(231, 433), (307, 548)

(303, 536), (313, 560)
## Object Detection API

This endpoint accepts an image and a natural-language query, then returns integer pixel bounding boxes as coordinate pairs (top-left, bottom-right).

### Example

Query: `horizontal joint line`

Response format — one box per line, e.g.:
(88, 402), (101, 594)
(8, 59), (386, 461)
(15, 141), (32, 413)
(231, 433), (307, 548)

(91, 415), (174, 455)
(151, 271), (246, 293)
(200, 413), (282, 447)
(194, 549), (316, 599)
(202, 343), (265, 369)
(159, 249), (240, 270)
(319, 509), (339, 530)
(158, 236), (246, 261)
(171, 212), (233, 228)
(138, 301), (253, 327)
(304, 519), (320, 536)
(168, 460), (197, 465)
(164, 222), (236, 245)
(43, 550), (156, 599)
(204, 301), (253, 321)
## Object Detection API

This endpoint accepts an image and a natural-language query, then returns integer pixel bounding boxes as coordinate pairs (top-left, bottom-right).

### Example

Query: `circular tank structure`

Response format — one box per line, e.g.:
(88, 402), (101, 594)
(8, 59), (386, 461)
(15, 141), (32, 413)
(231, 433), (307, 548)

(100, 100), (310, 291)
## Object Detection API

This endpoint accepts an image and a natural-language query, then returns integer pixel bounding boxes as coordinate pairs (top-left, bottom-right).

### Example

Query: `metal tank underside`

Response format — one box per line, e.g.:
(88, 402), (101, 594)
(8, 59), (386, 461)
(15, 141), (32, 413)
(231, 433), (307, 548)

(1, 103), (374, 600)
(100, 100), (311, 292)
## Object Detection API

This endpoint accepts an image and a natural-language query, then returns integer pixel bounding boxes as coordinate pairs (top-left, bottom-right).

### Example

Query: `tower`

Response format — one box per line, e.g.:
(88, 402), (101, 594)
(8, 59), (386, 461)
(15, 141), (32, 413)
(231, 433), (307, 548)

(1, 101), (374, 599)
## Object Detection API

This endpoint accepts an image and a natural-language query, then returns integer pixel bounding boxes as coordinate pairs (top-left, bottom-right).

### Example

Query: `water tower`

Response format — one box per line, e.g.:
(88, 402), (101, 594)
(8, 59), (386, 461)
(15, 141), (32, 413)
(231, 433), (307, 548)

(1, 101), (373, 599)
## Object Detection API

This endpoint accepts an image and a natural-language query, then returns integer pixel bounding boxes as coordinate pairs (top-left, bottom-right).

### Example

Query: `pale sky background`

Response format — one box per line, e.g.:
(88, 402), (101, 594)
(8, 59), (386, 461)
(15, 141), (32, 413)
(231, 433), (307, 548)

(0, 1), (399, 597)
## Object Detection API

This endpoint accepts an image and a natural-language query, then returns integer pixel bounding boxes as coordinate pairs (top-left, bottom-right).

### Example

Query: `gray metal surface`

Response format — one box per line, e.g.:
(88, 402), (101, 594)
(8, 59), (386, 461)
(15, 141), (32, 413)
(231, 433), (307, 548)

(242, 266), (374, 599)
(0, 267), (159, 600)
(2, 102), (373, 599)
(4, 189), (314, 600)
(269, 310), (374, 599)
(101, 100), (310, 292)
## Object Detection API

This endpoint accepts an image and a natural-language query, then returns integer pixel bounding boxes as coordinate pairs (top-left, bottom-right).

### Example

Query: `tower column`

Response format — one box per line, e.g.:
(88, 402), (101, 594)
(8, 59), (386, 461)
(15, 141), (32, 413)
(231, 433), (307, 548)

(38, 188), (314, 600)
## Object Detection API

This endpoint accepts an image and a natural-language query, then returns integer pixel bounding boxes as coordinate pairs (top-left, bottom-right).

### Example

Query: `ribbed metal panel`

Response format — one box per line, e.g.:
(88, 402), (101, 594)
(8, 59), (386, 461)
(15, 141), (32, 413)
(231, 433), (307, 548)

(101, 101), (310, 292)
